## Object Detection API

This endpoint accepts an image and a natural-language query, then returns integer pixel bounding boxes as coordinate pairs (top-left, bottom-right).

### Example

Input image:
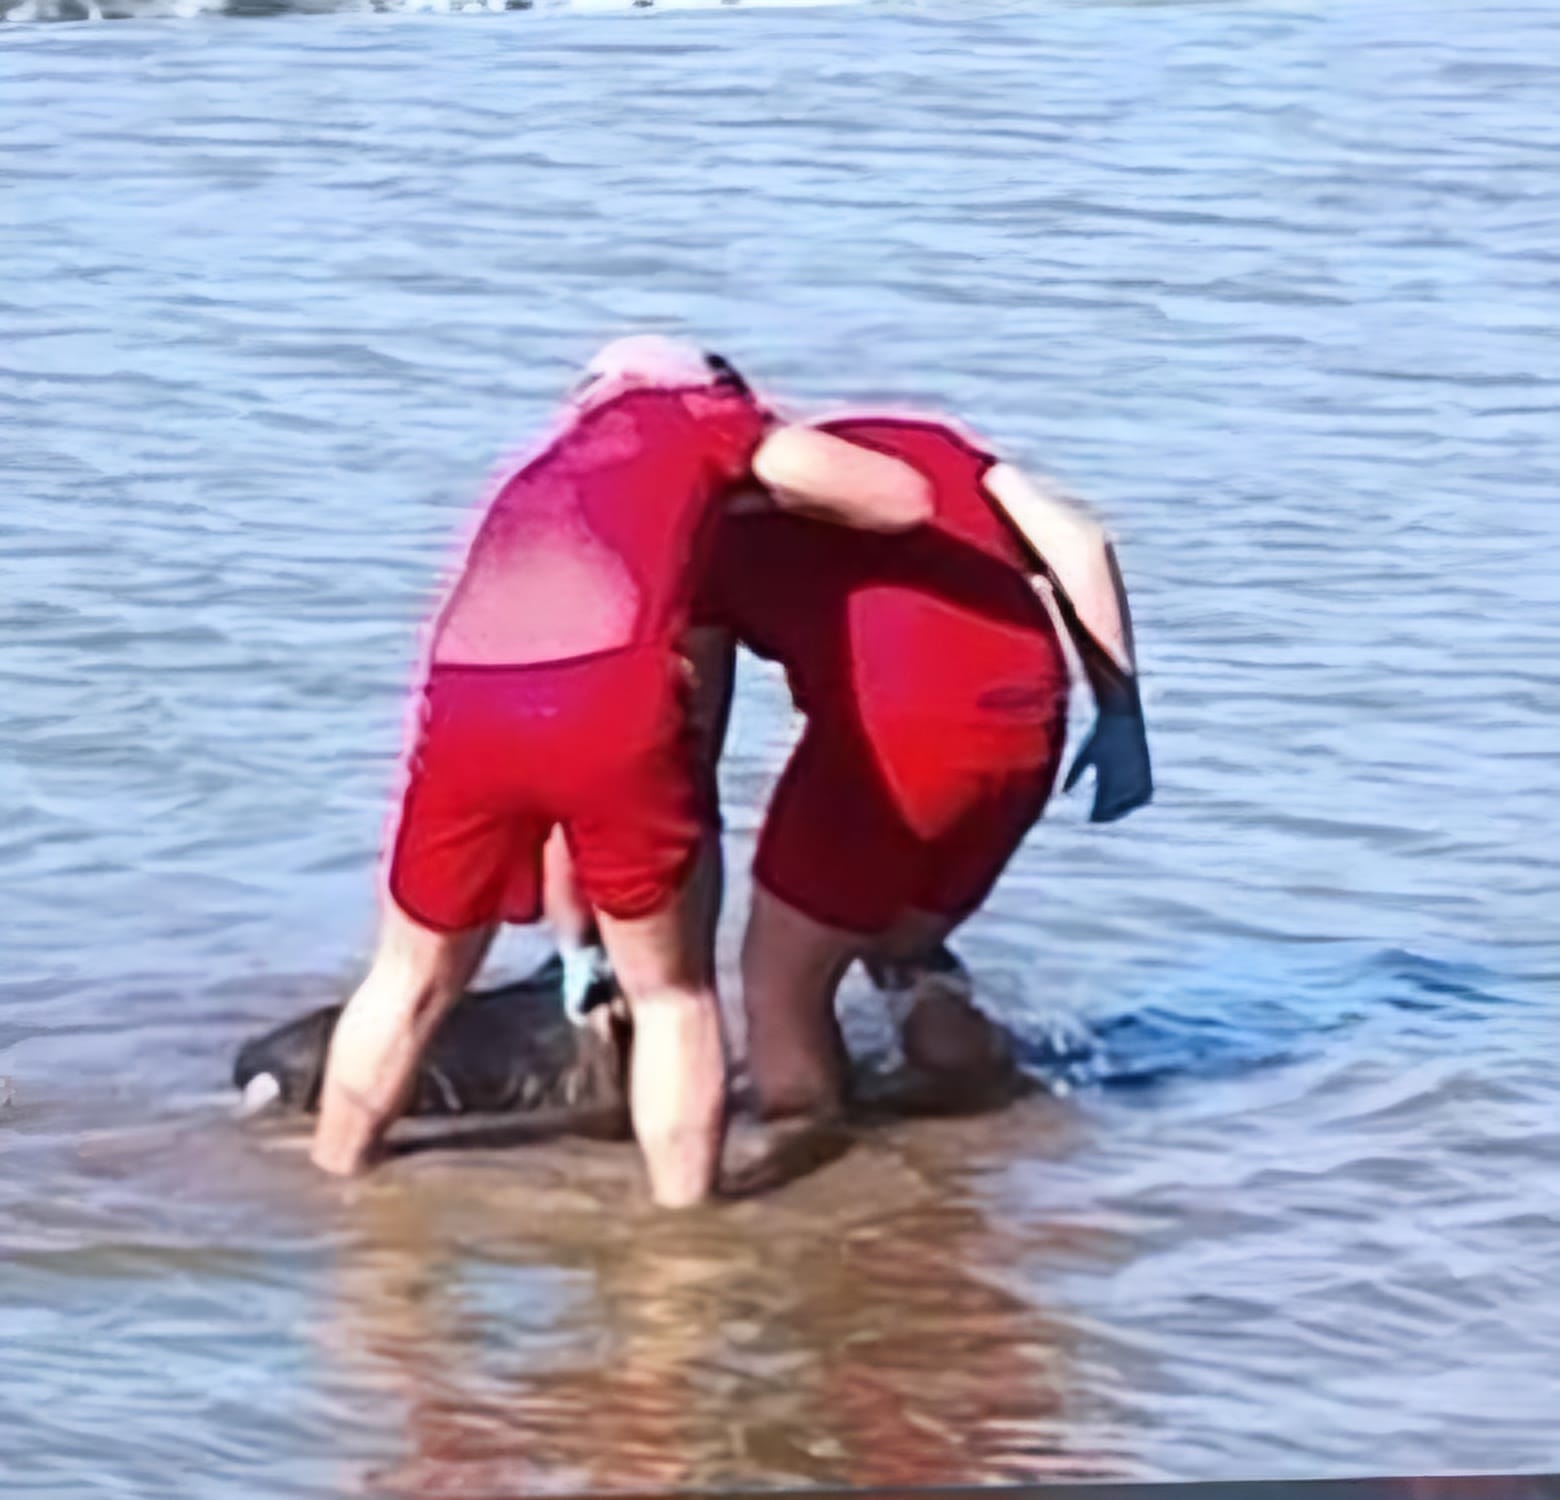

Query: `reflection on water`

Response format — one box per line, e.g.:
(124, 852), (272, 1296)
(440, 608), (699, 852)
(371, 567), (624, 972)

(323, 1129), (1127, 1495)
(3, 0), (1560, 1489)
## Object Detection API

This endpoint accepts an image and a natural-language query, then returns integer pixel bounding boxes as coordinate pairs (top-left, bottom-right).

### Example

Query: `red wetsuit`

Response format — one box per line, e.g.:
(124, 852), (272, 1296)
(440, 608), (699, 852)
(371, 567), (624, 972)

(695, 417), (1069, 934)
(389, 382), (767, 931)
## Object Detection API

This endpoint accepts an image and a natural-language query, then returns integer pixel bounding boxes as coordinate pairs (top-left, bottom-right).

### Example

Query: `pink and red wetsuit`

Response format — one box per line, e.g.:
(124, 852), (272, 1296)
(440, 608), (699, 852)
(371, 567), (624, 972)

(695, 417), (1071, 934)
(389, 381), (768, 932)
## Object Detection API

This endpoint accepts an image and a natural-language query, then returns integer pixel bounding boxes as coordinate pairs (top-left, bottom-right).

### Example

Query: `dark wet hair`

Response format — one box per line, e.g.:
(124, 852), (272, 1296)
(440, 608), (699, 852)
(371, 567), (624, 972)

(704, 352), (751, 397)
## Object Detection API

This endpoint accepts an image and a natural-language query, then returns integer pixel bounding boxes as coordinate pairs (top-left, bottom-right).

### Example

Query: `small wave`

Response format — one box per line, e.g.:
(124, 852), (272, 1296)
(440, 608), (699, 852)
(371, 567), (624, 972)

(2, 0), (851, 24)
(1010, 943), (1516, 1095)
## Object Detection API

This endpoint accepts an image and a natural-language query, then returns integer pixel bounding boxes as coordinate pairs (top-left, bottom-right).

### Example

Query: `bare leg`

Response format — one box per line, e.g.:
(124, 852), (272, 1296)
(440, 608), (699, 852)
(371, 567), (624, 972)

(543, 826), (596, 950)
(543, 829), (613, 1022)
(741, 885), (862, 1121)
(311, 903), (496, 1176)
(593, 845), (728, 1209)
(739, 893), (1011, 1126)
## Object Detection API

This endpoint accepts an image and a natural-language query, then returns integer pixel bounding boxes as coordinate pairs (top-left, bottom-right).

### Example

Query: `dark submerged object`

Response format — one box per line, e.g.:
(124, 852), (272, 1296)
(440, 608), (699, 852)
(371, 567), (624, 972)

(233, 944), (1032, 1142)
(232, 954), (626, 1120)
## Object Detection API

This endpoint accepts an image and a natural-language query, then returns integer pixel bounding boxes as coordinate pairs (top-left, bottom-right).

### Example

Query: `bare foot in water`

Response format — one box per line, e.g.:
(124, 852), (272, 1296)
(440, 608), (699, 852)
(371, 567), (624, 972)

(719, 1110), (852, 1198)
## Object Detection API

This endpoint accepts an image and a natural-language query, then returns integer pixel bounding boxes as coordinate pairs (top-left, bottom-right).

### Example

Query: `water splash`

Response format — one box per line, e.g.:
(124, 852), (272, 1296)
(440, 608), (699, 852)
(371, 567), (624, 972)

(1010, 943), (1520, 1095)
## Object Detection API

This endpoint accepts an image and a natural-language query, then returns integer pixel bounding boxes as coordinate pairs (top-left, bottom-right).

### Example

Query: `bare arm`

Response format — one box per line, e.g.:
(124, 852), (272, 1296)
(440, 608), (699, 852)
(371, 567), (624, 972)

(983, 460), (1152, 822)
(678, 624), (739, 939)
(681, 624), (739, 775)
(981, 461), (1139, 693)
(750, 424), (934, 533)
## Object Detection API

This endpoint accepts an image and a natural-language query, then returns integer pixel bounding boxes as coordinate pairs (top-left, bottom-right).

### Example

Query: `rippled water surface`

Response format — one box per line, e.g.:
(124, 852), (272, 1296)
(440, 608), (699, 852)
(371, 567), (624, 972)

(3, 0), (1559, 1491)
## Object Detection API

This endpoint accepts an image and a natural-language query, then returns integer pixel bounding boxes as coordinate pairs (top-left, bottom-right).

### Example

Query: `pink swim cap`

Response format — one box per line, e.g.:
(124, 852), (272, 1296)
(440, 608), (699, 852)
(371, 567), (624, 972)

(572, 334), (748, 411)
(587, 334), (719, 386)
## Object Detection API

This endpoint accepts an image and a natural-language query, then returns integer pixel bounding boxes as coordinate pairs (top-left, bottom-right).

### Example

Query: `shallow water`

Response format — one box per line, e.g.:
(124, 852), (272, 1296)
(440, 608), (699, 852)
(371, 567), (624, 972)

(3, 0), (1559, 1490)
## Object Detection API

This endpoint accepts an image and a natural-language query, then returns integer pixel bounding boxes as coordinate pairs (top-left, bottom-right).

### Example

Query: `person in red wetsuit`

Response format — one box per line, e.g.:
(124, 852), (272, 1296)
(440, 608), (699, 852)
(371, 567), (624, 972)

(689, 412), (1153, 1118)
(309, 338), (935, 1207)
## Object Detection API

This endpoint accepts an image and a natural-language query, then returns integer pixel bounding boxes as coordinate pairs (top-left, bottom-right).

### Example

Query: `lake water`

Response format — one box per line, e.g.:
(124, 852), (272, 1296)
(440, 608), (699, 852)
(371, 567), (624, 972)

(3, 0), (1559, 1491)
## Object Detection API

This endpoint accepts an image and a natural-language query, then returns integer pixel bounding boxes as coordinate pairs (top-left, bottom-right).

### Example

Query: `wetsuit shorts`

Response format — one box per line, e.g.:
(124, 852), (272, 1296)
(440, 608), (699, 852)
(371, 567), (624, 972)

(753, 688), (1067, 936)
(387, 646), (707, 931)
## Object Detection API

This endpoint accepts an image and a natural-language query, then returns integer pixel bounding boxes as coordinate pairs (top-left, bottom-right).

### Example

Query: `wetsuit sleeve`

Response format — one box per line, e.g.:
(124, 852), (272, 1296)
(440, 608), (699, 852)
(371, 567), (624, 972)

(947, 427), (1002, 487)
(688, 388), (771, 485)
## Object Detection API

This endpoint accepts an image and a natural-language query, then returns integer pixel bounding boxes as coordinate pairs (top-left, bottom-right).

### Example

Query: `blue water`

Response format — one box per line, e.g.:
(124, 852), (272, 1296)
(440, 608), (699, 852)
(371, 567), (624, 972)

(1008, 945), (1541, 1094)
(2, 0), (1559, 1491)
